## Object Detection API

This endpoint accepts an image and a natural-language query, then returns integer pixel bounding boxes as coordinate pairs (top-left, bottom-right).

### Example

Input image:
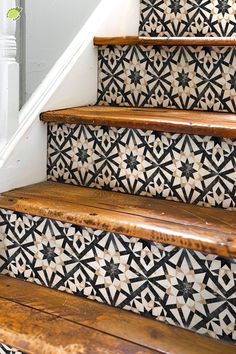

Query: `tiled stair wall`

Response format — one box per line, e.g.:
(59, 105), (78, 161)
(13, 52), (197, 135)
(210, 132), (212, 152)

(47, 123), (236, 209)
(97, 45), (236, 112)
(97, 0), (236, 112)
(0, 208), (235, 343)
(139, 0), (236, 37)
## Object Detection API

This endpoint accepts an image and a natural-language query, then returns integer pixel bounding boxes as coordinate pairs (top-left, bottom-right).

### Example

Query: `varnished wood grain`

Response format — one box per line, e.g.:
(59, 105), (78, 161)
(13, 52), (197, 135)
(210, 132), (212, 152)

(40, 106), (236, 139)
(0, 182), (235, 257)
(0, 275), (235, 354)
(0, 285), (157, 354)
(94, 36), (236, 46)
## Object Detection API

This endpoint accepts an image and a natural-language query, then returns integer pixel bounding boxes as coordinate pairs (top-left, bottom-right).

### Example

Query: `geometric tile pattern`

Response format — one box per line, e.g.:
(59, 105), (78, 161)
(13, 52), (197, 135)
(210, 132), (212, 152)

(139, 0), (236, 37)
(0, 209), (235, 343)
(97, 45), (236, 112)
(47, 123), (236, 209)
(0, 344), (24, 354)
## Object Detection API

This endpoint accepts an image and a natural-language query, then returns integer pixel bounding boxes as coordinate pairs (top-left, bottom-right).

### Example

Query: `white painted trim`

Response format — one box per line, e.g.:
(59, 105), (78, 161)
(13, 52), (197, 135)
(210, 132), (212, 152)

(0, 0), (140, 192)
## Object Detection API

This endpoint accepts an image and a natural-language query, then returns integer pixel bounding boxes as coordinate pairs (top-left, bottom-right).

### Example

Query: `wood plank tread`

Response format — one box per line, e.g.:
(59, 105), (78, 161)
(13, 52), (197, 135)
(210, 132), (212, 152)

(40, 106), (236, 139)
(94, 36), (236, 47)
(0, 182), (236, 258)
(0, 276), (157, 354)
(0, 275), (235, 354)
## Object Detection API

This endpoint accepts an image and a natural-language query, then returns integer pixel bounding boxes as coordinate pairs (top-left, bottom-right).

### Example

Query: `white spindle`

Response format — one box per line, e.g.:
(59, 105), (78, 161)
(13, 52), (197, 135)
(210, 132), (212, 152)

(0, 0), (19, 147)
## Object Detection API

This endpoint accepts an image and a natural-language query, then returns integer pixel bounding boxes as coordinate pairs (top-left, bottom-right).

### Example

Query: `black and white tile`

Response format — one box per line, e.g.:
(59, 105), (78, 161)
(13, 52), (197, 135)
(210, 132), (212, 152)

(0, 344), (24, 354)
(139, 0), (236, 37)
(97, 45), (236, 112)
(0, 208), (235, 343)
(47, 123), (236, 209)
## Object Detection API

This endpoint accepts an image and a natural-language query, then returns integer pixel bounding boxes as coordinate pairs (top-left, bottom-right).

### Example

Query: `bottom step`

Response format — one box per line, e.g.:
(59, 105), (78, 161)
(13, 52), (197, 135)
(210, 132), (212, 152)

(0, 277), (153, 354)
(0, 275), (235, 354)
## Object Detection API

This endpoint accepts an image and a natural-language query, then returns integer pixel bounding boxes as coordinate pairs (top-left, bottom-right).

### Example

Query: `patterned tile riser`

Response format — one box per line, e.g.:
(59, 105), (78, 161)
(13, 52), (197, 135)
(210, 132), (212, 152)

(47, 123), (236, 209)
(97, 45), (236, 113)
(0, 209), (235, 343)
(0, 344), (24, 354)
(139, 0), (236, 37)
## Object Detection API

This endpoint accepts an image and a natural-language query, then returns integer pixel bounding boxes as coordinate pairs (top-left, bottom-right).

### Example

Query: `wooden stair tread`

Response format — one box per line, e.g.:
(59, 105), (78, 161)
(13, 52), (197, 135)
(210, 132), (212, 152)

(40, 106), (236, 139)
(0, 182), (236, 258)
(0, 276), (157, 354)
(0, 275), (235, 354)
(94, 36), (236, 47)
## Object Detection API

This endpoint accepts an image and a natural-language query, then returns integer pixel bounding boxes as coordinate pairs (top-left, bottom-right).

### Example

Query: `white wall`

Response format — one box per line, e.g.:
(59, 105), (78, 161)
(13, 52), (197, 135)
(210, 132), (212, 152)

(0, 0), (140, 193)
(24, 0), (100, 101)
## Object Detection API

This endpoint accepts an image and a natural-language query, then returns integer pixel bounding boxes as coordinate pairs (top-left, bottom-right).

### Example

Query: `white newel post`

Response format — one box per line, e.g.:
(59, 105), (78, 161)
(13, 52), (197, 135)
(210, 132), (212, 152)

(0, 0), (19, 146)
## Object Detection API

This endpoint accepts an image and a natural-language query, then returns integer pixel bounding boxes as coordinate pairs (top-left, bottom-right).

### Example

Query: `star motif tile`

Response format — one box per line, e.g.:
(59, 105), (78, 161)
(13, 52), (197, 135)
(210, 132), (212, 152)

(97, 45), (236, 113)
(139, 0), (236, 37)
(0, 344), (24, 354)
(47, 124), (236, 209)
(0, 209), (235, 343)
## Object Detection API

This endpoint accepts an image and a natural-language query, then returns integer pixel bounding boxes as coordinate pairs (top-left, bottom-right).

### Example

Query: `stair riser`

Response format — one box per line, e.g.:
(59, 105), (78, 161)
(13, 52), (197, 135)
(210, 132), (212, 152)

(0, 209), (235, 344)
(97, 45), (236, 112)
(47, 123), (236, 209)
(0, 344), (23, 354)
(139, 0), (236, 37)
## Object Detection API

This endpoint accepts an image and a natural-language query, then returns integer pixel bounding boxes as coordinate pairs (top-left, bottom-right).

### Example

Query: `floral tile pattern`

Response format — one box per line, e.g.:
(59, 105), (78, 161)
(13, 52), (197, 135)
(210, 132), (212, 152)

(97, 45), (236, 113)
(47, 123), (236, 209)
(0, 209), (235, 343)
(0, 344), (24, 354)
(139, 0), (236, 37)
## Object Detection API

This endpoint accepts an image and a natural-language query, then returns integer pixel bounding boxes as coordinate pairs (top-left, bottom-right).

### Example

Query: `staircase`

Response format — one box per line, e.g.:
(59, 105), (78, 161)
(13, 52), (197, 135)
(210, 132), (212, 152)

(0, 1), (236, 353)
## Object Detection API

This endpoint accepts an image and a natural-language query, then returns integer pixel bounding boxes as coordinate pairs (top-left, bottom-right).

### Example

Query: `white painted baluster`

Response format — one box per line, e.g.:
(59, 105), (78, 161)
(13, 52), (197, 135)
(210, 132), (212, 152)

(0, 0), (19, 147)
